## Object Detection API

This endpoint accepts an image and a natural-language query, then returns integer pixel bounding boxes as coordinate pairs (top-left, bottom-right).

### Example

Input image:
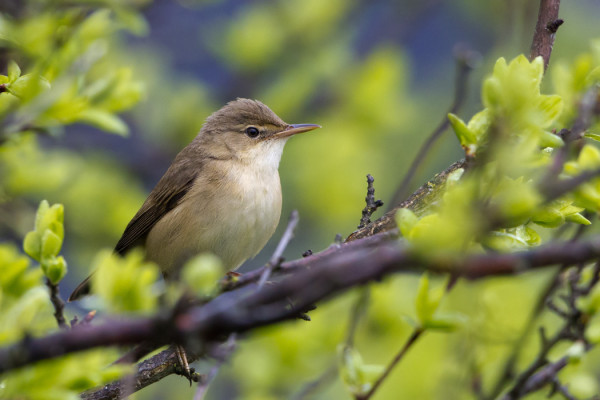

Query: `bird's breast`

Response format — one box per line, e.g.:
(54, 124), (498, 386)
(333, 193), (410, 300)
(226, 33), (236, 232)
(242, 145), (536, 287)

(145, 161), (283, 274)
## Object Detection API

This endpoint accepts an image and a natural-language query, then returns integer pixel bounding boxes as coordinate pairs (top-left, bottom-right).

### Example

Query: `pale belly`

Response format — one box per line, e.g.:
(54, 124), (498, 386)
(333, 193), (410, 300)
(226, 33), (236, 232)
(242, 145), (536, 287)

(145, 169), (283, 275)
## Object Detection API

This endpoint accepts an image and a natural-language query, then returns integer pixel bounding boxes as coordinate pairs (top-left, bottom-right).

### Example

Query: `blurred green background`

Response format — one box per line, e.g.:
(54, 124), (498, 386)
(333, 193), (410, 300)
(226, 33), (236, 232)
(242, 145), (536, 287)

(1, 0), (600, 399)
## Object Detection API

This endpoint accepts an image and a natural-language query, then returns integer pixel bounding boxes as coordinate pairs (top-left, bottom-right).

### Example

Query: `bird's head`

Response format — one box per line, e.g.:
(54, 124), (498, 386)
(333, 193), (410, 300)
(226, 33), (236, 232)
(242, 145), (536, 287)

(196, 98), (320, 166)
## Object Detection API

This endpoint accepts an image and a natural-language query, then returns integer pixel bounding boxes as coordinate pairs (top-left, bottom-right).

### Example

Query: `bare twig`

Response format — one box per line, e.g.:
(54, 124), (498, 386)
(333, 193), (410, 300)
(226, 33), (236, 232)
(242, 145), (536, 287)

(258, 210), (300, 288)
(529, 0), (562, 70)
(193, 334), (237, 400)
(290, 363), (338, 400)
(389, 46), (476, 208)
(549, 376), (577, 400)
(356, 328), (424, 400)
(345, 288), (370, 347)
(45, 278), (68, 330)
(560, 86), (599, 143)
(544, 86), (600, 185)
(349, 159), (468, 242)
(358, 175), (384, 229)
(540, 167), (600, 202)
(516, 357), (569, 397)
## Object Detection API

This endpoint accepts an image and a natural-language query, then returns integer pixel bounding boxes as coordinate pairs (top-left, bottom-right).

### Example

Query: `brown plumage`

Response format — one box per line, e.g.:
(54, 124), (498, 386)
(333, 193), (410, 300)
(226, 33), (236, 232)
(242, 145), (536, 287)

(69, 99), (319, 301)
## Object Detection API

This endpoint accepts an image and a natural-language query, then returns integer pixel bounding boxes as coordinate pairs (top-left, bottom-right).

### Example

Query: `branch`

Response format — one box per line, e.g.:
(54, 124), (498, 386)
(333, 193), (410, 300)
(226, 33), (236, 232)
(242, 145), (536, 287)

(356, 328), (424, 400)
(81, 346), (191, 400)
(529, 0), (562, 70)
(357, 174), (384, 229)
(8, 234), (600, 378)
(347, 159), (468, 241)
(389, 47), (476, 208)
(258, 210), (300, 288)
(193, 334), (236, 400)
(45, 278), (68, 330)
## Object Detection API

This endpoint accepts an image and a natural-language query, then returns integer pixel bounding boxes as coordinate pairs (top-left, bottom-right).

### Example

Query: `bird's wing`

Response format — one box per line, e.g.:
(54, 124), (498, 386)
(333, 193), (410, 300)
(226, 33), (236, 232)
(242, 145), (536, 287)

(68, 157), (199, 302)
(114, 160), (198, 255)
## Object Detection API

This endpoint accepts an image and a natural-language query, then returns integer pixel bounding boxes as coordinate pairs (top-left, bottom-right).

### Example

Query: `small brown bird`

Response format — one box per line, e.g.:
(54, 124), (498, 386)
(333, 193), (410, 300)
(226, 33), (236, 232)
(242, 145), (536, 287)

(70, 98), (319, 300)
(68, 99), (319, 378)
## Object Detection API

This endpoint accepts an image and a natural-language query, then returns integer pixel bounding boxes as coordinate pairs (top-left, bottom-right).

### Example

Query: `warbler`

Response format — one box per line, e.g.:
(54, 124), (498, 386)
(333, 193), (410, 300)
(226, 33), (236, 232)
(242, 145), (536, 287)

(68, 98), (319, 378)
(69, 98), (319, 300)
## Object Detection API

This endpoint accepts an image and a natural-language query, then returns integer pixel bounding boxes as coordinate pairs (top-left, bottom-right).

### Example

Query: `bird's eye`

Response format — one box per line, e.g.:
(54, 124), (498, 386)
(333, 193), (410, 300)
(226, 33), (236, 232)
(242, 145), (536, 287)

(245, 126), (260, 138)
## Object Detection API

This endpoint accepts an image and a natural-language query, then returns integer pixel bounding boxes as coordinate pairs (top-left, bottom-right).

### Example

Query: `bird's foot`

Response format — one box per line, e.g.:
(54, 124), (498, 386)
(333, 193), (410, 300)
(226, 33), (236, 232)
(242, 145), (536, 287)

(174, 344), (201, 385)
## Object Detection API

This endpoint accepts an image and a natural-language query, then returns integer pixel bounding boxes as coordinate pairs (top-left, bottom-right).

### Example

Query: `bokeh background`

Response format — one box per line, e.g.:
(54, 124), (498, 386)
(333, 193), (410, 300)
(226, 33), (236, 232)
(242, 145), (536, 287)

(1, 0), (600, 399)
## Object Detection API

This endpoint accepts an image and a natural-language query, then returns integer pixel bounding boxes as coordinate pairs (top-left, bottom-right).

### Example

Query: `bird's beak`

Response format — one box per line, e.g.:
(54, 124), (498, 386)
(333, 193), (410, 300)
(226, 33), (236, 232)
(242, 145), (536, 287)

(272, 123), (321, 140)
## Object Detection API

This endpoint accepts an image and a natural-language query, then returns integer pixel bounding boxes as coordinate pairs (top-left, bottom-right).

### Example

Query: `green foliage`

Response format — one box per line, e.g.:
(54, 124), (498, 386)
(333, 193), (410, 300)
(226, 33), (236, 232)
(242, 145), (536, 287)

(0, 243), (50, 344)
(400, 54), (598, 259)
(0, 350), (131, 400)
(0, 1), (599, 399)
(553, 40), (600, 128)
(180, 253), (223, 298)
(0, 7), (145, 138)
(90, 249), (160, 314)
(23, 200), (67, 284)
(338, 345), (384, 397)
(412, 274), (464, 332)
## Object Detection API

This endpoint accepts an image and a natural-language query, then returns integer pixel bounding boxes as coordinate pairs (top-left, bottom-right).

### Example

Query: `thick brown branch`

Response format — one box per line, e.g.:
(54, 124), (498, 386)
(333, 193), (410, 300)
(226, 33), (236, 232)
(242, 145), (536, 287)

(81, 346), (187, 400)
(529, 0), (562, 70)
(6, 234), (600, 378)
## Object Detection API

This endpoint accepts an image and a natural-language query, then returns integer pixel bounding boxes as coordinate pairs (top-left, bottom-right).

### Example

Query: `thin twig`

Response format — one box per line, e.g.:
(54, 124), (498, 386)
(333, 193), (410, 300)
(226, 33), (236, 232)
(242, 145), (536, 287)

(45, 278), (68, 329)
(544, 86), (600, 184)
(540, 167), (600, 202)
(290, 363), (338, 400)
(529, 0), (562, 70)
(193, 334), (237, 400)
(258, 210), (300, 288)
(388, 46), (477, 208)
(345, 288), (370, 347)
(550, 376), (577, 400)
(356, 328), (424, 400)
(358, 175), (384, 229)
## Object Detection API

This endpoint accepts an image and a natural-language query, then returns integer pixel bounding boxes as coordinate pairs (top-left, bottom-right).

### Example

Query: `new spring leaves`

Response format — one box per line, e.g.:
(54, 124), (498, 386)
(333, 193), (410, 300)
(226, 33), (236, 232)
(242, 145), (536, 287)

(397, 55), (600, 257)
(0, 10), (145, 136)
(23, 200), (67, 285)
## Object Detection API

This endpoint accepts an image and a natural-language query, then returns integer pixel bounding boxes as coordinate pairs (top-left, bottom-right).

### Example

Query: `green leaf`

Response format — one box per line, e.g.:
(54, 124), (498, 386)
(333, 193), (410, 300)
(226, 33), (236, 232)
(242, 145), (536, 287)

(566, 341), (586, 364)
(7, 60), (21, 83)
(448, 113), (477, 148)
(41, 229), (62, 259)
(91, 250), (160, 314)
(77, 109), (129, 136)
(337, 345), (385, 396)
(423, 312), (466, 332)
(180, 253), (223, 297)
(566, 213), (592, 225)
(531, 207), (564, 228)
(8, 74), (50, 98)
(44, 256), (67, 284)
(34, 200), (50, 231)
(395, 208), (418, 237)
(23, 231), (42, 261)
(585, 132), (600, 142)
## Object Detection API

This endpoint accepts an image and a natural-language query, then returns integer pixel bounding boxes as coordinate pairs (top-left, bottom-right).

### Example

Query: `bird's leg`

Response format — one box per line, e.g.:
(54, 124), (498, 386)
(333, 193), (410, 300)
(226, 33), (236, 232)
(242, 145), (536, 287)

(175, 344), (195, 385)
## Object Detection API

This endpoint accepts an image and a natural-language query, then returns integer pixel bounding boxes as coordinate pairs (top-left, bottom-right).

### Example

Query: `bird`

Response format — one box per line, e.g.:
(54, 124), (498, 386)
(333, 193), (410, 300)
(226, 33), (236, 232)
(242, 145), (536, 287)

(68, 98), (320, 377)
